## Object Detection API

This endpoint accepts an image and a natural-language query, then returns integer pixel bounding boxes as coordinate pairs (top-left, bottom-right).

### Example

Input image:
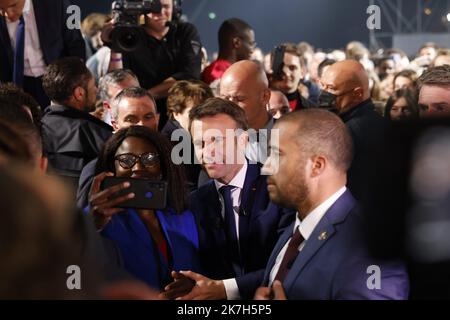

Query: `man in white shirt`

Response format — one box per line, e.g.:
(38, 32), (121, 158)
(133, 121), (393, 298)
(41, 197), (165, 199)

(161, 97), (294, 300)
(254, 109), (409, 300)
(0, 0), (85, 108)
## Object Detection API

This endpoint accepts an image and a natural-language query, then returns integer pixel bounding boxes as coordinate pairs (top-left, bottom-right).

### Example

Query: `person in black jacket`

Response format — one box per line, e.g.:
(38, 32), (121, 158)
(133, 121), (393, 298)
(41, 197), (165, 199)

(320, 59), (387, 200)
(0, 0), (85, 108)
(105, 0), (202, 129)
(41, 57), (112, 188)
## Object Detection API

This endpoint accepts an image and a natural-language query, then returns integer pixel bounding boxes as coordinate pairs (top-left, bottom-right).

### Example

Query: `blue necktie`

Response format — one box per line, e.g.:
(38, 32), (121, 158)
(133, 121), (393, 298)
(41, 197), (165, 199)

(13, 16), (25, 87)
(219, 185), (241, 275)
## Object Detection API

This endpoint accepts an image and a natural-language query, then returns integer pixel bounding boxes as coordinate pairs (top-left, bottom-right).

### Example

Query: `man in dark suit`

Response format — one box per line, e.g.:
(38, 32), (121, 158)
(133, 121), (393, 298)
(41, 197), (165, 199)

(0, 0), (85, 108)
(320, 60), (387, 200)
(162, 97), (293, 300)
(255, 109), (409, 300)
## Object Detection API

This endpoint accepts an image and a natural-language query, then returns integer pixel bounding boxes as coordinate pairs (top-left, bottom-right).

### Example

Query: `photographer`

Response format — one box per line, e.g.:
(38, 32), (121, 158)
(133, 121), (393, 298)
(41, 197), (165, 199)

(103, 0), (202, 129)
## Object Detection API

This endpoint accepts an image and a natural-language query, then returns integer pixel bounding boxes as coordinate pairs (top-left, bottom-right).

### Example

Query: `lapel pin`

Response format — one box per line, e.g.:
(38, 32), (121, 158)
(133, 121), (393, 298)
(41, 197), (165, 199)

(318, 231), (328, 241)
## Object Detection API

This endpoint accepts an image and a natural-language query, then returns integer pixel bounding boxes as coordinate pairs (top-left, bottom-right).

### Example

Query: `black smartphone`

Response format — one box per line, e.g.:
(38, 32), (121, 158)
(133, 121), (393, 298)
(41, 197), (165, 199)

(271, 45), (286, 77)
(101, 176), (168, 210)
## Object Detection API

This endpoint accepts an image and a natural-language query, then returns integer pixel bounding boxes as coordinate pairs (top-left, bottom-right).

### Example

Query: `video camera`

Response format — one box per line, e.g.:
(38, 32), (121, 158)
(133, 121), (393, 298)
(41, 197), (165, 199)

(110, 0), (162, 53)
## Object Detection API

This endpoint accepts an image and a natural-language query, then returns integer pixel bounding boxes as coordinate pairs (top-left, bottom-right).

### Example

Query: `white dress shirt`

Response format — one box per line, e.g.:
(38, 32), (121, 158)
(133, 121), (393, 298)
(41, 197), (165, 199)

(268, 186), (347, 286)
(246, 115), (274, 164)
(6, 0), (47, 77)
(213, 161), (248, 300)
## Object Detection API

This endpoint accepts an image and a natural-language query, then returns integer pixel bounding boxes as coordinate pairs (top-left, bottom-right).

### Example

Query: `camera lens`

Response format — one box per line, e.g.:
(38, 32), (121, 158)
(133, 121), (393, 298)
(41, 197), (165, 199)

(119, 32), (138, 51)
(111, 26), (141, 53)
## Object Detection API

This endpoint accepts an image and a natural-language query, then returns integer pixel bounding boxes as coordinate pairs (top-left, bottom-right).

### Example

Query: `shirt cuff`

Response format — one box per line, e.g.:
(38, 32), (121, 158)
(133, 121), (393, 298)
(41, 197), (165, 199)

(223, 278), (240, 300)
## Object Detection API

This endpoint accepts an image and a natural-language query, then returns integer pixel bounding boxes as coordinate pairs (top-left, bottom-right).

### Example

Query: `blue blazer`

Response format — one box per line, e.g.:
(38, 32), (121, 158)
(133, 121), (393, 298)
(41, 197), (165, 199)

(101, 208), (201, 290)
(262, 190), (410, 300)
(189, 163), (295, 299)
(0, 0), (85, 83)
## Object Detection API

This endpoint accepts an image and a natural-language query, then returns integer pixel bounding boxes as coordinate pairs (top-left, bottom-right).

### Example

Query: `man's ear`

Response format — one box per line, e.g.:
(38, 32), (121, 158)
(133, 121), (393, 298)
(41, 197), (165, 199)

(40, 156), (48, 174)
(111, 118), (119, 132)
(310, 155), (326, 177)
(236, 130), (249, 165)
(354, 87), (364, 99)
(73, 86), (85, 101)
(232, 37), (241, 49)
(103, 101), (111, 111)
(237, 130), (249, 149)
(261, 88), (271, 106)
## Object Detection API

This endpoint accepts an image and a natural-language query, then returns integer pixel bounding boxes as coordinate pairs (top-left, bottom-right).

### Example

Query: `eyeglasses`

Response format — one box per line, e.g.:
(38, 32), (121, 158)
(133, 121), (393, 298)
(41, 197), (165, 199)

(114, 152), (159, 169)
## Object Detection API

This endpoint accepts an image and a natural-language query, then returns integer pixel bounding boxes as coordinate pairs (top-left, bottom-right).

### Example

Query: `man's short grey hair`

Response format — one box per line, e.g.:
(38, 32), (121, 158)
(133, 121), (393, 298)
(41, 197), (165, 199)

(98, 69), (139, 102)
(110, 87), (157, 120)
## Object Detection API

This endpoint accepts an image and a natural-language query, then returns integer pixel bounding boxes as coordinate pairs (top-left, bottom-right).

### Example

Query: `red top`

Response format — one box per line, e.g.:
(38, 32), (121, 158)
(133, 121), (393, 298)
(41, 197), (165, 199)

(158, 240), (169, 264)
(289, 98), (298, 111)
(201, 59), (232, 85)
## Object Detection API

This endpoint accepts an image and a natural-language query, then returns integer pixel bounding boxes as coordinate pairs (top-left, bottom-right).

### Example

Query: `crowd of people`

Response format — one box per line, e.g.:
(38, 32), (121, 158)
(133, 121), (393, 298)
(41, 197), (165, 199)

(1, 0), (450, 300)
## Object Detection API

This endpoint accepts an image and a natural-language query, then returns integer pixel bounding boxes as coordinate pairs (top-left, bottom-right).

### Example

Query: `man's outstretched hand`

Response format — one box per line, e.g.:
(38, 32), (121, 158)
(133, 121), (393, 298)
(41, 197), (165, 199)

(159, 271), (195, 300)
(163, 270), (227, 300)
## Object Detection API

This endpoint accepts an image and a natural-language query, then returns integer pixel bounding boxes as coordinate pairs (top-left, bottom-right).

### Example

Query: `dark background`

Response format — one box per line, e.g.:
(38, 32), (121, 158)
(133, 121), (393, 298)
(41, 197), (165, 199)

(72, 0), (450, 54)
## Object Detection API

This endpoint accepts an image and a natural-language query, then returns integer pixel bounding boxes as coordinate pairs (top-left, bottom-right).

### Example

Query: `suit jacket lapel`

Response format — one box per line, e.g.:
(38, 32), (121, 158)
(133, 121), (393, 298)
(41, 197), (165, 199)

(126, 209), (154, 250)
(238, 163), (260, 268)
(0, 16), (13, 67)
(283, 220), (336, 293)
(282, 190), (357, 293)
(156, 210), (171, 271)
(240, 163), (260, 213)
(206, 183), (223, 230)
(262, 223), (294, 285)
(199, 182), (226, 245)
(32, 0), (48, 64)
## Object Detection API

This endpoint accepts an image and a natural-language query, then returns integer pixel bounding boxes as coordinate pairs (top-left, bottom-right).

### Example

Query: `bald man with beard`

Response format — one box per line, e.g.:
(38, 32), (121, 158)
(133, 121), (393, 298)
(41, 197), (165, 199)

(320, 60), (386, 200)
(219, 60), (273, 164)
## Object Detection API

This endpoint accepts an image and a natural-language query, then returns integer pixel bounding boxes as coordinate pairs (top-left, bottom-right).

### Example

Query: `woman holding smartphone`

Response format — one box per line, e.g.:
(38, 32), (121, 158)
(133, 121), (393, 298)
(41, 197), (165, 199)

(89, 125), (200, 293)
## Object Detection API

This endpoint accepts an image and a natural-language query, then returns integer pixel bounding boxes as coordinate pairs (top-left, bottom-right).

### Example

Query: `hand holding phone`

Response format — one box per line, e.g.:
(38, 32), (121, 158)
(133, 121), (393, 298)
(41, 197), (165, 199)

(271, 45), (286, 78)
(101, 176), (167, 210)
(89, 172), (135, 230)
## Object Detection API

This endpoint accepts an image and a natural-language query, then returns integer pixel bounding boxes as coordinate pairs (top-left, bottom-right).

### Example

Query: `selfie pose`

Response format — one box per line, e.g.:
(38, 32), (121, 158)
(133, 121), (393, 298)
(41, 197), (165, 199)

(88, 126), (201, 291)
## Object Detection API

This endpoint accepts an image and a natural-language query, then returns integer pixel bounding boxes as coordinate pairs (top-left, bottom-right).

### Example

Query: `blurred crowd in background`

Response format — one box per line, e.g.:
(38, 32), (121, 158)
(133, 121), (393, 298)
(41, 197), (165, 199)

(1, 0), (450, 300)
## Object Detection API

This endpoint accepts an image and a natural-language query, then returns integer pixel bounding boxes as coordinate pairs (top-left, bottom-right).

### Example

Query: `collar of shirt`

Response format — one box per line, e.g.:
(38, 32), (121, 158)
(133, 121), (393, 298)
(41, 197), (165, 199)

(294, 186), (347, 240)
(23, 0), (31, 15)
(214, 160), (248, 192)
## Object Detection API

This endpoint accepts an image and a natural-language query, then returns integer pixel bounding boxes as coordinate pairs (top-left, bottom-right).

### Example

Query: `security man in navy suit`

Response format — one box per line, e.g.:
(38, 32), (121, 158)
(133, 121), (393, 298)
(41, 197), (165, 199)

(161, 97), (294, 300)
(0, 0), (85, 108)
(254, 109), (409, 300)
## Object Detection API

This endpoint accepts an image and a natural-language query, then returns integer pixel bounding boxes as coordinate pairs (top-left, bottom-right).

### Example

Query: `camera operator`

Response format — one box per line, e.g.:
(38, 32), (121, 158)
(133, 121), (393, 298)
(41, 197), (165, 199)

(102, 0), (202, 129)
